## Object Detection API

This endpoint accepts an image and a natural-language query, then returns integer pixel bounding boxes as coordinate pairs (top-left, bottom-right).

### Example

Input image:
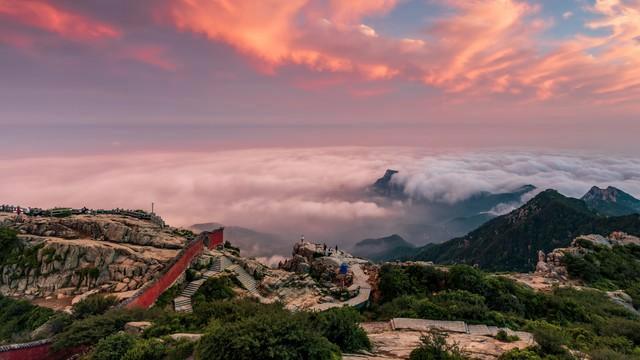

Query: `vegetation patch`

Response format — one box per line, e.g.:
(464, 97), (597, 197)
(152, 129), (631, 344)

(0, 295), (54, 344)
(372, 263), (640, 359)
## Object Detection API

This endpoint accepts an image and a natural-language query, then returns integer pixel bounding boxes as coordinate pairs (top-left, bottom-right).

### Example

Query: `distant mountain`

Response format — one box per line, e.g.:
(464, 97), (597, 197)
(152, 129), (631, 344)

(368, 169), (537, 244)
(581, 186), (640, 216)
(189, 222), (289, 257)
(351, 234), (415, 261)
(371, 169), (404, 198)
(413, 189), (640, 272)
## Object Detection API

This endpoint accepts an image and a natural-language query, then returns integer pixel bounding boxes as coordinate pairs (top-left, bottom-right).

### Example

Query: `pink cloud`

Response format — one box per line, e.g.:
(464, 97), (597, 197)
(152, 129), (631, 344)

(159, 0), (640, 105)
(1, 0), (639, 107)
(0, 0), (120, 40)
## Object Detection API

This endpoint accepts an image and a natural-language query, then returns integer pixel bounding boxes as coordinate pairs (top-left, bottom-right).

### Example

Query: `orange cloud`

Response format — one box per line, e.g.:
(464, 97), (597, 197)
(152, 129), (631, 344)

(5, 0), (635, 104)
(160, 0), (636, 105)
(167, 0), (401, 77)
(0, 0), (120, 40)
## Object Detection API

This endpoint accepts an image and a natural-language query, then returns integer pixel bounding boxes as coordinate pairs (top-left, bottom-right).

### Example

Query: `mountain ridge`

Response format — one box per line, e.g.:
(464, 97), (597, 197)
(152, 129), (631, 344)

(412, 189), (640, 271)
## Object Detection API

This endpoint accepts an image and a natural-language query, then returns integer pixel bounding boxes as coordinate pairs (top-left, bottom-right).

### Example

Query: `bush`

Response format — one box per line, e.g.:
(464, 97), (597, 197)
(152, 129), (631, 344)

(196, 312), (341, 360)
(91, 332), (136, 360)
(498, 348), (542, 360)
(192, 276), (235, 304)
(72, 294), (119, 319)
(165, 338), (196, 360)
(314, 307), (371, 352)
(0, 227), (19, 261)
(122, 338), (167, 360)
(53, 308), (147, 350)
(379, 265), (421, 301)
(409, 330), (468, 360)
(529, 321), (569, 356)
(0, 295), (54, 343)
(47, 312), (74, 335)
(432, 290), (491, 322)
(496, 330), (519, 342)
(154, 284), (182, 309)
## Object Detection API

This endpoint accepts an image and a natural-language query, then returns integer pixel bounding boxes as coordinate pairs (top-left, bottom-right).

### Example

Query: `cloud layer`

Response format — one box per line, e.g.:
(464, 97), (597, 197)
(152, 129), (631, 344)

(1, 147), (640, 254)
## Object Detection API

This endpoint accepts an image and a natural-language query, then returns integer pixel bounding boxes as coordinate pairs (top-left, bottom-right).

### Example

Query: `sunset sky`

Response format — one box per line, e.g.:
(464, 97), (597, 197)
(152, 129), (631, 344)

(1, 0), (639, 155)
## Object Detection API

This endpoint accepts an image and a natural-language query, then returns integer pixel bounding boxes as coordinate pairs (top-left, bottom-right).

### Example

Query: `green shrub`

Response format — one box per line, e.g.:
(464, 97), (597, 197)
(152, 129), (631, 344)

(379, 265), (423, 301)
(47, 312), (74, 335)
(154, 284), (182, 309)
(528, 321), (569, 356)
(72, 294), (119, 319)
(496, 330), (519, 342)
(165, 338), (196, 360)
(196, 312), (340, 360)
(90, 332), (136, 360)
(192, 276), (235, 304)
(0, 294), (54, 344)
(314, 307), (371, 352)
(498, 348), (542, 360)
(53, 308), (147, 350)
(409, 330), (469, 360)
(0, 227), (19, 262)
(122, 338), (167, 360)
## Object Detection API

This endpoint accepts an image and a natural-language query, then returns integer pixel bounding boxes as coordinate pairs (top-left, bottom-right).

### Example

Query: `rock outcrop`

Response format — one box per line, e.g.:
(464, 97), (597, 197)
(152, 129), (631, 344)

(535, 232), (640, 281)
(0, 213), (188, 299)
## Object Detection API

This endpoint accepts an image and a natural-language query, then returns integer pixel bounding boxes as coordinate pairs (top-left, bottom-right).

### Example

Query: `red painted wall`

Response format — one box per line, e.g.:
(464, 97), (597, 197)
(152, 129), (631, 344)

(207, 228), (224, 249)
(0, 344), (50, 360)
(0, 344), (84, 360)
(125, 238), (204, 309)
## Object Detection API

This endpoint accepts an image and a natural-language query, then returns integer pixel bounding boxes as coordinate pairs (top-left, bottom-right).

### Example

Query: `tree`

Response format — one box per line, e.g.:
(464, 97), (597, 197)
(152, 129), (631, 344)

(315, 307), (371, 352)
(409, 330), (468, 360)
(196, 313), (340, 360)
(53, 308), (146, 350)
(91, 332), (136, 360)
(72, 294), (119, 319)
(192, 276), (235, 304)
(0, 227), (19, 260)
(0, 295), (54, 343)
(123, 338), (167, 360)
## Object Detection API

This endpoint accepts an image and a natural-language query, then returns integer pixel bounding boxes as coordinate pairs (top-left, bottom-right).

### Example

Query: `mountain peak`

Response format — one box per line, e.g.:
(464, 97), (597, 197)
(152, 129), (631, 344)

(583, 186), (622, 202)
(371, 169), (404, 197)
(582, 185), (640, 216)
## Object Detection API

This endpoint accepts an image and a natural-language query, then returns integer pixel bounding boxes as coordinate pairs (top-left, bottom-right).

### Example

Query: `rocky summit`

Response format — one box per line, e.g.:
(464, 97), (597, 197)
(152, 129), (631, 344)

(581, 185), (640, 216)
(0, 212), (186, 306)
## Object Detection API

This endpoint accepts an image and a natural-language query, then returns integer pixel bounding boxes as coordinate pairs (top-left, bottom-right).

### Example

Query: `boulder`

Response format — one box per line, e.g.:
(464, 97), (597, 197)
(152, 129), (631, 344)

(125, 321), (153, 335)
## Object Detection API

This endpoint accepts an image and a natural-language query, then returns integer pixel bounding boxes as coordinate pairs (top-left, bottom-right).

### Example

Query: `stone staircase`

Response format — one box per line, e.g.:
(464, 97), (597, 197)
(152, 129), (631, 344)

(210, 255), (232, 272)
(173, 255), (262, 312)
(173, 256), (230, 313)
(227, 264), (260, 297)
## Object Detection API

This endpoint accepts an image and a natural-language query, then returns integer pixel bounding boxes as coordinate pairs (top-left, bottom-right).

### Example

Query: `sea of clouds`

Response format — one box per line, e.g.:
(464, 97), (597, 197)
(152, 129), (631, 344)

(2, 147), (639, 258)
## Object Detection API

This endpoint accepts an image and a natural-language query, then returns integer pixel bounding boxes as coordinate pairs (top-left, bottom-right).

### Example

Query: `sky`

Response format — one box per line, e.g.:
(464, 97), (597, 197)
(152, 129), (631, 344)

(1, 1), (640, 252)
(1, 0), (639, 154)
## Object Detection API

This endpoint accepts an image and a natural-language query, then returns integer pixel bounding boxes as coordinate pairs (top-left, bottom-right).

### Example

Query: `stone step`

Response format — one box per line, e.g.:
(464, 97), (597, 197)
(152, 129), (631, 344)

(228, 264), (259, 295)
(203, 270), (217, 278)
(173, 296), (192, 312)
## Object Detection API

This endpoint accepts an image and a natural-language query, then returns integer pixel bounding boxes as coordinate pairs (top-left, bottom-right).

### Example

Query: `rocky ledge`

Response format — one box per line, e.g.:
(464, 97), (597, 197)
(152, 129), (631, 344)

(0, 213), (188, 301)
